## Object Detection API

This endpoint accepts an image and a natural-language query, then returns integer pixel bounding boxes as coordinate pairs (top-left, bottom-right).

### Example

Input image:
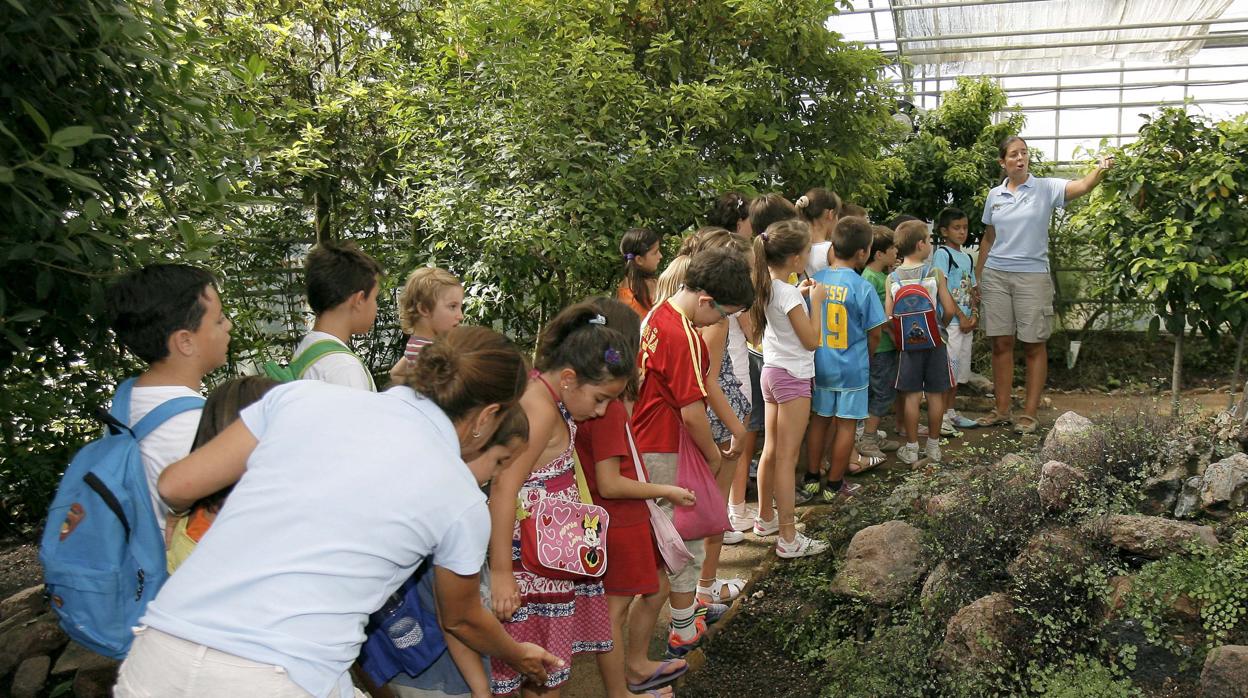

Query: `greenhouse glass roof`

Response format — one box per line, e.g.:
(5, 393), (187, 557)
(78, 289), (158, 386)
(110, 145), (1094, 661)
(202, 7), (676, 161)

(830, 0), (1248, 163)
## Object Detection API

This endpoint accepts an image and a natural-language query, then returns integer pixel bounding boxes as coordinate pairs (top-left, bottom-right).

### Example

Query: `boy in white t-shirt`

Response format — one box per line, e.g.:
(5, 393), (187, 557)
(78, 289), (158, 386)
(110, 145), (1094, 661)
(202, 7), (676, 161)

(106, 264), (233, 531)
(295, 241), (383, 390)
(933, 207), (980, 434)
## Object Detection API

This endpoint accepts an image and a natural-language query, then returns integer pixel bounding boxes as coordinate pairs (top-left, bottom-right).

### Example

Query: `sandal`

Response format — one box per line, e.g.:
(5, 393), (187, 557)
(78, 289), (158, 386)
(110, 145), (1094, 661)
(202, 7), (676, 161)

(697, 576), (745, 604)
(847, 452), (885, 474)
(627, 658), (688, 692)
(1013, 414), (1039, 435)
(976, 409), (1013, 427)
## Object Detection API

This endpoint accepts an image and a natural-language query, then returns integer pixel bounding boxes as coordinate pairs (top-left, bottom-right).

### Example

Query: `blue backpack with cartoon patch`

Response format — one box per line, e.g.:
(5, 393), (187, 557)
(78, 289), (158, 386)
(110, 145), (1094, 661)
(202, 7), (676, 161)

(39, 377), (204, 659)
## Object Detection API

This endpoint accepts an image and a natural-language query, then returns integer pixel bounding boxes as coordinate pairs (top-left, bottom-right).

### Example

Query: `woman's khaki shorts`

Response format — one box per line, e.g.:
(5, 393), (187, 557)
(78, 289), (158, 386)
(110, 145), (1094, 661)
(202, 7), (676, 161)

(980, 268), (1054, 344)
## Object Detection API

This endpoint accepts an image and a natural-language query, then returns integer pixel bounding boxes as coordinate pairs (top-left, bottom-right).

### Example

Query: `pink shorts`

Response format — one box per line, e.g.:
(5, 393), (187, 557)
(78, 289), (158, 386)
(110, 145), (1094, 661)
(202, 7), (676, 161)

(760, 366), (812, 404)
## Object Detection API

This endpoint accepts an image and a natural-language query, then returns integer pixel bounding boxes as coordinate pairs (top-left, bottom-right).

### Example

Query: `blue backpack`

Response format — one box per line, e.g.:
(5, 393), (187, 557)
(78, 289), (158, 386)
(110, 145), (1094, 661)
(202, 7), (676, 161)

(39, 377), (205, 659)
(358, 564), (448, 685)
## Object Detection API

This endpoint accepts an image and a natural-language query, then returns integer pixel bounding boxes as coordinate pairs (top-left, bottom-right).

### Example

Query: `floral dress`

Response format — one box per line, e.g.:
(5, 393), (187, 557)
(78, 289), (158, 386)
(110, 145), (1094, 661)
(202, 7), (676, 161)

(707, 348), (750, 444)
(489, 380), (612, 695)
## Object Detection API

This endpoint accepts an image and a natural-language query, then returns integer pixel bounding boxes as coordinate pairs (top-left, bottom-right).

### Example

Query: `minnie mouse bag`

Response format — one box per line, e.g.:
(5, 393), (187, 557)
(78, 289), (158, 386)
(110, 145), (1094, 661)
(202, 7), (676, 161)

(517, 453), (609, 581)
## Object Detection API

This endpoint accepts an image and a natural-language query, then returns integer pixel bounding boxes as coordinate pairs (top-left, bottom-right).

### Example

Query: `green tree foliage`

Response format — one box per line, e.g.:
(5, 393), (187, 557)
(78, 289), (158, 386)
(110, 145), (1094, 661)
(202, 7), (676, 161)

(1, 0), (903, 532)
(883, 77), (1025, 238)
(0, 0), (225, 534)
(1072, 108), (1248, 409)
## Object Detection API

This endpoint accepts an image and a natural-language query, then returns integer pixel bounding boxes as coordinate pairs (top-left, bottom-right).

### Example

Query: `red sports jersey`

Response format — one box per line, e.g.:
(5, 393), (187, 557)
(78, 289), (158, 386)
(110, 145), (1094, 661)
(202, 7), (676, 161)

(575, 400), (649, 527)
(632, 300), (710, 454)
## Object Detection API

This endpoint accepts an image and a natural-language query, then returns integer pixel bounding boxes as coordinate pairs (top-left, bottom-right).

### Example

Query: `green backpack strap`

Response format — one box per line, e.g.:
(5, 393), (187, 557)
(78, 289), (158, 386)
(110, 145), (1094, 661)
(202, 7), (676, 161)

(289, 339), (358, 379)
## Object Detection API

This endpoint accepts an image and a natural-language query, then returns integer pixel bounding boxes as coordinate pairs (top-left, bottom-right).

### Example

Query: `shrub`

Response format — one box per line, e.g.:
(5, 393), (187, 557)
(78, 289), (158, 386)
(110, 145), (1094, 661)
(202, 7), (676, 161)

(1026, 656), (1140, 697)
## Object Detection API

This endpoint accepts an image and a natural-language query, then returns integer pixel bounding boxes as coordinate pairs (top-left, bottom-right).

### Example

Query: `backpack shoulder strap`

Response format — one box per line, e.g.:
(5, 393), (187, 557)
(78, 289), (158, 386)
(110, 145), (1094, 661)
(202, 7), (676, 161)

(290, 339), (357, 378)
(108, 377), (139, 426)
(130, 396), (206, 442)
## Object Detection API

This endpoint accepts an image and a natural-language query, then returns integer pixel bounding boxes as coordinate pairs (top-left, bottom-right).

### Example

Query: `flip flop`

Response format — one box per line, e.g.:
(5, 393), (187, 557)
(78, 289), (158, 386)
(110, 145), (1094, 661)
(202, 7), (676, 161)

(1013, 414), (1039, 435)
(976, 410), (1013, 427)
(847, 453), (885, 474)
(627, 658), (689, 692)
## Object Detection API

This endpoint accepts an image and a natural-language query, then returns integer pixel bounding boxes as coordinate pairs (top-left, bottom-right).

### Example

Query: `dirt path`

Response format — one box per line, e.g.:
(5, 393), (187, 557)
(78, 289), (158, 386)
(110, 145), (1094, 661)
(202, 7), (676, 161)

(559, 388), (1235, 697)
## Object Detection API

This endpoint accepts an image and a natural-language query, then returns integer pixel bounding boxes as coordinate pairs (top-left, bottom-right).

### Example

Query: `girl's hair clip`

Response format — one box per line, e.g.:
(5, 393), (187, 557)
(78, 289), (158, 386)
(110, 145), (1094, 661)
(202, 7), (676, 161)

(588, 314), (607, 326)
(604, 347), (623, 365)
(761, 232), (770, 242)
(795, 195), (809, 209)
(624, 252), (636, 260)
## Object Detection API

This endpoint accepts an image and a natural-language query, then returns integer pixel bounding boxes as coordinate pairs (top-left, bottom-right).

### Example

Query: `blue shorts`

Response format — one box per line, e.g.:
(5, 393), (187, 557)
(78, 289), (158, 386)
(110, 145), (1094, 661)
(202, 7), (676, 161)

(868, 351), (899, 418)
(746, 350), (765, 432)
(812, 386), (868, 420)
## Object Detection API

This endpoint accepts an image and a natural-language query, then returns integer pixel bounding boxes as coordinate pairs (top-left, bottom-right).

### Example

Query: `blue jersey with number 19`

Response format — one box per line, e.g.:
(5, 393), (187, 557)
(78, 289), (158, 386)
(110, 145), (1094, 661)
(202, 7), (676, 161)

(812, 267), (887, 391)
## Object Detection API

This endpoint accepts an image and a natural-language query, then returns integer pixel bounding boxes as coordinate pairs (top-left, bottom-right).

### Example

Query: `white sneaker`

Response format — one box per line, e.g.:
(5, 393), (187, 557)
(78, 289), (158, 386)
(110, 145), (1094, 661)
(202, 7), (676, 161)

(723, 529), (745, 545)
(727, 505), (755, 532)
(776, 531), (830, 559)
(897, 443), (920, 465)
(939, 415), (961, 437)
(926, 440), (942, 463)
(753, 514), (779, 536)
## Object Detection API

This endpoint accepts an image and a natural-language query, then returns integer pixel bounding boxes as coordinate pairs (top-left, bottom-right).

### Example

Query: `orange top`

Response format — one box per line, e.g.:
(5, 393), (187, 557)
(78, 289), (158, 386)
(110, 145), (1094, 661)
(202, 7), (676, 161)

(617, 284), (650, 318)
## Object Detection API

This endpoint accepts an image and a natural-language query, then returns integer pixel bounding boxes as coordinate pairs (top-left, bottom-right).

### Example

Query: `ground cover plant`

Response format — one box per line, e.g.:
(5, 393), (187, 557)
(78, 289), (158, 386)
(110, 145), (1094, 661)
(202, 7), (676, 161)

(681, 409), (1248, 697)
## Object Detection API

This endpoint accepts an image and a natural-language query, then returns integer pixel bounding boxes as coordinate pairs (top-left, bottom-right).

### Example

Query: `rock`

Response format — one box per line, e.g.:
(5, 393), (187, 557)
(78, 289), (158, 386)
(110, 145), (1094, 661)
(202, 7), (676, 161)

(1036, 461), (1089, 512)
(1141, 464), (1189, 516)
(0, 613), (69, 677)
(920, 561), (953, 608)
(1091, 514), (1219, 558)
(72, 660), (119, 698)
(1105, 575), (1133, 620)
(1007, 527), (1092, 578)
(939, 593), (1017, 668)
(11, 655), (51, 698)
(52, 641), (117, 677)
(925, 490), (964, 517)
(1197, 453), (1248, 517)
(965, 371), (993, 394)
(830, 520), (928, 606)
(1201, 645), (1248, 698)
(997, 453), (1034, 471)
(1175, 475), (1203, 518)
(1040, 411), (1100, 462)
(0, 585), (46, 623)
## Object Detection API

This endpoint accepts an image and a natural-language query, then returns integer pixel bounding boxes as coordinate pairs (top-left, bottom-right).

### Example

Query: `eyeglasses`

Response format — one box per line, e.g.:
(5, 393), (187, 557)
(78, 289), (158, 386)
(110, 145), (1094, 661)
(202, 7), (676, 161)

(712, 301), (744, 320)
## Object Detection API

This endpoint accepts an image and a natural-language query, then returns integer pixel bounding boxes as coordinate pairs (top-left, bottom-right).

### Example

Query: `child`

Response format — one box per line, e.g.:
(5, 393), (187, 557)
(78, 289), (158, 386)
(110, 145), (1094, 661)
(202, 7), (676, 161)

(487, 301), (635, 696)
(858, 226), (902, 459)
(747, 193), (799, 241)
(749, 220), (830, 559)
(707, 191), (753, 239)
(933, 207), (980, 434)
(383, 407), (531, 698)
(295, 240), (383, 390)
(576, 297), (693, 698)
(795, 188), (841, 279)
(166, 376), (279, 572)
(886, 221), (966, 464)
(401, 267), (465, 361)
(106, 264), (232, 532)
(841, 203), (869, 220)
(618, 228), (664, 318)
(633, 247), (754, 658)
(804, 218), (886, 502)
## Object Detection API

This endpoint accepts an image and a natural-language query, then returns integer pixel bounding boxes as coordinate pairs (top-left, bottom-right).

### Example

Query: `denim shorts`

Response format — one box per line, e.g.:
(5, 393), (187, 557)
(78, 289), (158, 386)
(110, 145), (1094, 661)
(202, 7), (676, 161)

(746, 350), (765, 432)
(895, 345), (954, 394)
(868, 350), (899, 417)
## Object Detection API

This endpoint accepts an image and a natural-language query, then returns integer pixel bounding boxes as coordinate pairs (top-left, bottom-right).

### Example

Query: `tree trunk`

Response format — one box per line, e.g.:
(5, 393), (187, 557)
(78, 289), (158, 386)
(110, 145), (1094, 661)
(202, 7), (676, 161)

(1170, 315), (1184, 417)
(1230, 323), (1248, 408)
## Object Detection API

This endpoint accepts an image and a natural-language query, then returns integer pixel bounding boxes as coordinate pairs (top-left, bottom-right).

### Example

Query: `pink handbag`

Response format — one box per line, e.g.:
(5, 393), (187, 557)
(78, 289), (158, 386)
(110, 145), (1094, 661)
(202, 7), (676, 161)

(517, 454), (610, 580)
(625, 425), (694, 573)
(673, 428), (732, 541)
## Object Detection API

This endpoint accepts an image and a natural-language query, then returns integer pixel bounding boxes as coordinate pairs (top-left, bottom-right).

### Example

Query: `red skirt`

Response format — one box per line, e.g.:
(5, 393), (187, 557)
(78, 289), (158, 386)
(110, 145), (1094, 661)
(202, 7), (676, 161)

(601, 521), (662, 596)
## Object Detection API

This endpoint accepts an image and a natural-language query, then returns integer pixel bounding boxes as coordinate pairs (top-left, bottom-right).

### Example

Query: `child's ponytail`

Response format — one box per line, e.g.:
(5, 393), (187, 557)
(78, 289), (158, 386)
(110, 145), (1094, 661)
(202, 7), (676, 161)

(536, 301), (634, 385)
(795, 188), (842, 224)
(410, 326), (527, 421)
(620, 227), (662, 311)
(749, 234), (772, 342)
